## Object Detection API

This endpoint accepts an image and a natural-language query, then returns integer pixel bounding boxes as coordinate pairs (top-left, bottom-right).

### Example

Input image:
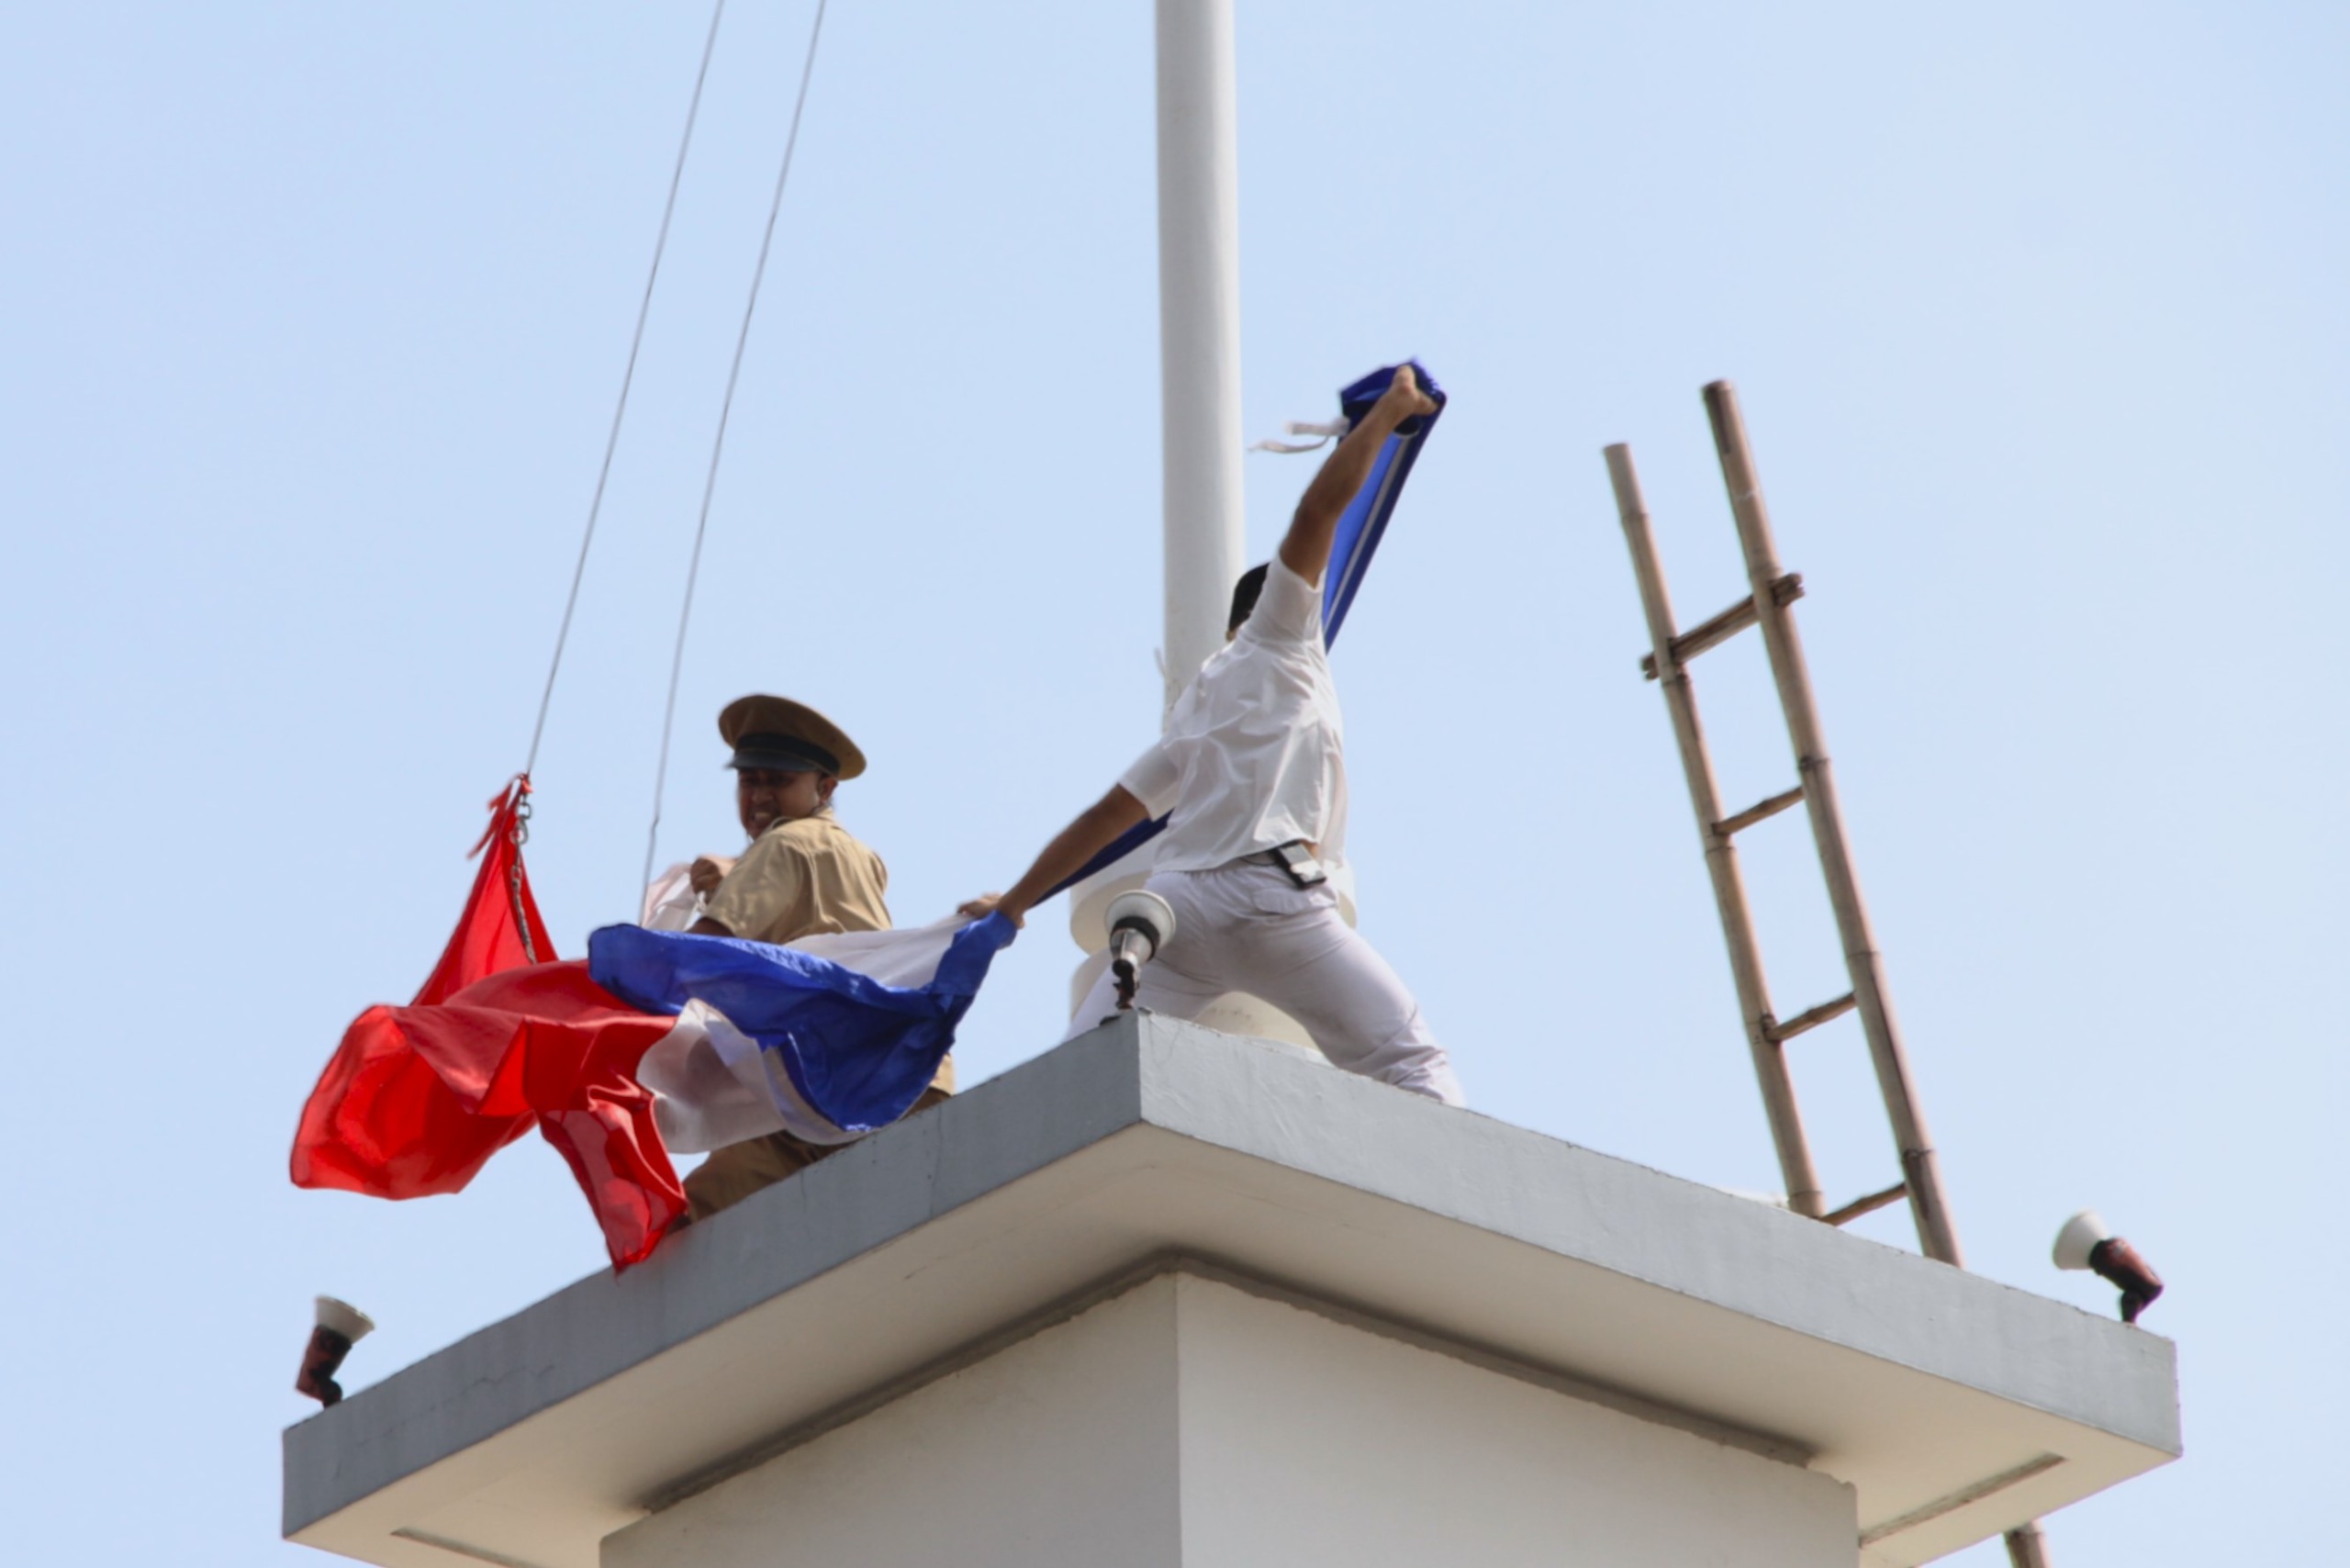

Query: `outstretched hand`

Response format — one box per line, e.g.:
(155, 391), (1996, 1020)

(958, 893), (1023, 928)
(1281, 360), (1438, 583)
(1379, 362), (1438, 420)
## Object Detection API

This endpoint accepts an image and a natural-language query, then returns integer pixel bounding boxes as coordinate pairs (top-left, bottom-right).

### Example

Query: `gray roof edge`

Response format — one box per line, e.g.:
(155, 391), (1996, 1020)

(283, 1016), (1151, 1536)
(1126, 1014), (2182, 1456)
(285, 1014), (2181, 1540)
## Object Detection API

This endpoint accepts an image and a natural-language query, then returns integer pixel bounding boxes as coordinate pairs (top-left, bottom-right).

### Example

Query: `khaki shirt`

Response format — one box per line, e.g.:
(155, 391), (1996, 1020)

(705, 807), (890, 944)
(702, 808), (953, 1092)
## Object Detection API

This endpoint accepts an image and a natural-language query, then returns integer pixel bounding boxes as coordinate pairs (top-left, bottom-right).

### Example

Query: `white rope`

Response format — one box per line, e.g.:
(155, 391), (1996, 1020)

(1248, 417), (1349, 455)
(524, 0), (730, 779)
(640, 0), (832, 908)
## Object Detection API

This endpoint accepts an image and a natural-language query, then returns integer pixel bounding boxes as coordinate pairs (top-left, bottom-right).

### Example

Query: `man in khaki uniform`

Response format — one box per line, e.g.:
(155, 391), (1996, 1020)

(678, 694), (954, 1220)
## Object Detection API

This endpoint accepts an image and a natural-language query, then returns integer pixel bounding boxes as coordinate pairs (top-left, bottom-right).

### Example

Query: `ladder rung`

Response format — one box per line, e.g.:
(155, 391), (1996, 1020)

(1821, 1182), (1908, 1227)
(1639, 571), (1805, 679)
(1767, 991), (1856, 1043)
(1715, 784), (1804, 838)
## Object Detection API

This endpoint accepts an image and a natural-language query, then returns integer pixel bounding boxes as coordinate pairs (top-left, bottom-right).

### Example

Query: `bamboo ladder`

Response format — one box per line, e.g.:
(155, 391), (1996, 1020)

(1606, 382), (2050, 1568)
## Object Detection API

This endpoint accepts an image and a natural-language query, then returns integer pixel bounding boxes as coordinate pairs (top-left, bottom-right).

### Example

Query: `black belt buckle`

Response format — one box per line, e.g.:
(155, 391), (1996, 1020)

(1270, 841), (1328, 889)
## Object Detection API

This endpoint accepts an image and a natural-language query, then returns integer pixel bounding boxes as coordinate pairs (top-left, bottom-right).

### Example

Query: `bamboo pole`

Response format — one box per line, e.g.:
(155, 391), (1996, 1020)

(1639, 572), (1804, 679)
(2004, 1520), (2053, 1568)
(1699, 381), (1964, 1267)
(1716, 784), (1806, 838)
(1767, 990), (1855, 1042)
(1606, 442), (1826, 1218)
(1820, 1182), (1908, 1227)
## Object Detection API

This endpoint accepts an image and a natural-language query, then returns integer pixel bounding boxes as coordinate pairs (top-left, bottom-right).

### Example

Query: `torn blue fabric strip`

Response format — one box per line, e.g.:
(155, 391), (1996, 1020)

(1325, 359), (1445, 639)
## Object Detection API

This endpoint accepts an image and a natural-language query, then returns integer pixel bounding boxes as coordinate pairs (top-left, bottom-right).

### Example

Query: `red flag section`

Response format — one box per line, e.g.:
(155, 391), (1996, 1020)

(290, 779), (688, 1269)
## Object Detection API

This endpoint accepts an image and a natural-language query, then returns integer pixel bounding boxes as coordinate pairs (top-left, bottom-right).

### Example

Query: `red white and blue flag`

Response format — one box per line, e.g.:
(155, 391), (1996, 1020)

(291, 780), (1013, 1269)
(295, 362), (1441, 1268)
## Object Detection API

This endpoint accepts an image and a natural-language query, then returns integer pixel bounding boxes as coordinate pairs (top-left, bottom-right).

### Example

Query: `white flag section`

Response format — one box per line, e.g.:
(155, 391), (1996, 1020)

(639, 861), (703, 932)
(632, 915), (976, 1154)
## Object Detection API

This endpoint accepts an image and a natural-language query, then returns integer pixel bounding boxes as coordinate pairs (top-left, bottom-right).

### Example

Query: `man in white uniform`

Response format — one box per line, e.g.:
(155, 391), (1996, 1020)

(963, 365), (1461, 1104)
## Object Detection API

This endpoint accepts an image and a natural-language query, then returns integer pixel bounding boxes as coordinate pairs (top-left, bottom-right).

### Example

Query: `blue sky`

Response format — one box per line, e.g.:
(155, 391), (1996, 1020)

(3, 3), (2342, 1562)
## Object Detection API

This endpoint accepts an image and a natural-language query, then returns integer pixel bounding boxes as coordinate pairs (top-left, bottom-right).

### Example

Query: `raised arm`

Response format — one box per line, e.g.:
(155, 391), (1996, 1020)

(959, 784), (1150, 929)
(1277, 364), (1439, 585)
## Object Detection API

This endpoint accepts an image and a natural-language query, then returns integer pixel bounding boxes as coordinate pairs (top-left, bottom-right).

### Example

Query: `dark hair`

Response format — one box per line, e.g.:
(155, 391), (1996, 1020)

(1227, 563), (1271, 633)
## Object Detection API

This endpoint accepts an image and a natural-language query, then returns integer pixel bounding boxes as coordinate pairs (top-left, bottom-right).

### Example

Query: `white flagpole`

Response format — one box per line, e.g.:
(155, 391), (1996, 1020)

(1062, 3), (1346, 1047)
(1154, 0), (1245, 706)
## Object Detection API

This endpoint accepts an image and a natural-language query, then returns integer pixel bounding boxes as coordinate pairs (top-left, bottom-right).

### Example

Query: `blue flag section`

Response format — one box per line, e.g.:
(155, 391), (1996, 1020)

(589, 913), (1018, 1136)
(1325, 360), (1445, 636)
(1046, 361), (1447, 898)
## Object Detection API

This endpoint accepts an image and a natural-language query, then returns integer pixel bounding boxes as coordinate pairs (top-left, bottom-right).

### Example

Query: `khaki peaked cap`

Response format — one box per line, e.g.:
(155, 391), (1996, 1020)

(717, 694), (867, 780)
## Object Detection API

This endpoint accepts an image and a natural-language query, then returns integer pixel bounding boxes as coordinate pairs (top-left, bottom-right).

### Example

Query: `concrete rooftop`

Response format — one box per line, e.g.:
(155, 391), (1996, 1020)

(284, 1013), (2179, 1568)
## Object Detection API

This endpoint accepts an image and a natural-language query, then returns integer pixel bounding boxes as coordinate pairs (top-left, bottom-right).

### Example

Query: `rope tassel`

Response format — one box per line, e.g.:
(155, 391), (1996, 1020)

(1249, 417), (1350, 454)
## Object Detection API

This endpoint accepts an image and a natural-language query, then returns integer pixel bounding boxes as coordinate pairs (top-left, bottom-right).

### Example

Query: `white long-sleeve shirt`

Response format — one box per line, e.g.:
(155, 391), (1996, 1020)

(1119, 556), (1348, 873)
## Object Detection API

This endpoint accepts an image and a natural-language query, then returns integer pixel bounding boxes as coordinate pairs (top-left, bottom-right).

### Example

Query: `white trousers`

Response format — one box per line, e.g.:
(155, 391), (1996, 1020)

(1066, 860), (1464, 1105)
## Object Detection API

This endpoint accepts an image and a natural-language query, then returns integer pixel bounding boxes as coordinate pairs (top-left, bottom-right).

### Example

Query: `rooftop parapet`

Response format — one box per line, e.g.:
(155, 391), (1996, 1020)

(285, 1013), (2178, 1568)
